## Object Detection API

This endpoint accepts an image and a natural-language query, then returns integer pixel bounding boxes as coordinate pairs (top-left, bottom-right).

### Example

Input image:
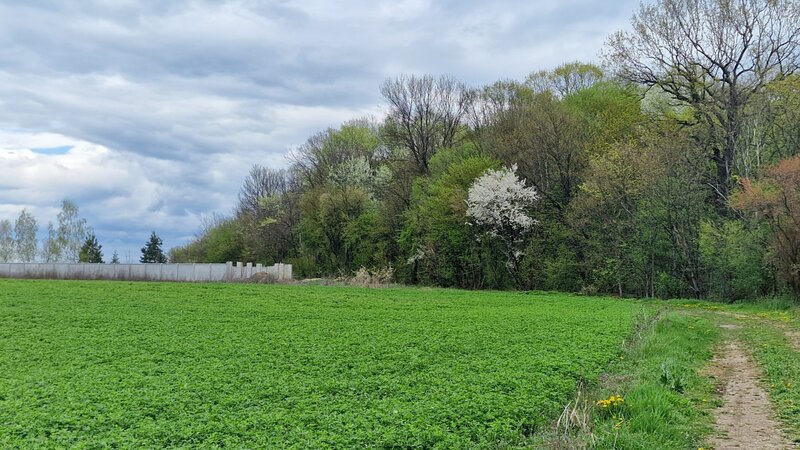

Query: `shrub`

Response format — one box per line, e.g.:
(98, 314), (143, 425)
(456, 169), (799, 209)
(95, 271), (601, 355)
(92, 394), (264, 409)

(346, 266), (395, 288)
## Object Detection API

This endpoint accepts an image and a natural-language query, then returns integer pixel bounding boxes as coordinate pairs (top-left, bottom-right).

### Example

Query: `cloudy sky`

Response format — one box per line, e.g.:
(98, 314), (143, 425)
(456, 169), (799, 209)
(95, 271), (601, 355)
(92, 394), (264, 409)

(0, 0), (638, 261)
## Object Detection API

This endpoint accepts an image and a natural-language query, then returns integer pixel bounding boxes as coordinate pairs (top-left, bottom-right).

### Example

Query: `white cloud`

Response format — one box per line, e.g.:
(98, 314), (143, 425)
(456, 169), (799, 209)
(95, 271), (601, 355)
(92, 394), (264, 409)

(0, 0), (640, 257)
(0, 135), (195, 256)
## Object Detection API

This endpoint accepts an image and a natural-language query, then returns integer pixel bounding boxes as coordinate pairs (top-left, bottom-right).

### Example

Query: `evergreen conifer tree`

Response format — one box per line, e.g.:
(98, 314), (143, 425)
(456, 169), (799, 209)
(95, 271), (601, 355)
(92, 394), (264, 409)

(140, 232), (167, 263)
(78, 233), (104, 263)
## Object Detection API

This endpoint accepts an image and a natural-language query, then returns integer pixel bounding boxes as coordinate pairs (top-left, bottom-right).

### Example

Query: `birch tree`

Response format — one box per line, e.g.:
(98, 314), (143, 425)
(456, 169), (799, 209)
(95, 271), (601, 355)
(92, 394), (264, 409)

(56, 200), (89, 262)
(14, 209), (38, 262)
(0, 219), (14, 262)
(41, 222), (61, 263)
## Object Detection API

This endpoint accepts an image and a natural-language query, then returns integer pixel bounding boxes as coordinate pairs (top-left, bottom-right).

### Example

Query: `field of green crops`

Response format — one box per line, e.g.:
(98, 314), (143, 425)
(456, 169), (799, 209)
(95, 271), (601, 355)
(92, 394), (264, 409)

(0, 280), (644, 448)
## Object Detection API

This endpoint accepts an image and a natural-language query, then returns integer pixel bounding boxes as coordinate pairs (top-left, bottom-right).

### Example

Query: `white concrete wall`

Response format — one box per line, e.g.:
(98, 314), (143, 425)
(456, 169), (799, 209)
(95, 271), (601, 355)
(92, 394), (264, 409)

(0, 262), (292, 282)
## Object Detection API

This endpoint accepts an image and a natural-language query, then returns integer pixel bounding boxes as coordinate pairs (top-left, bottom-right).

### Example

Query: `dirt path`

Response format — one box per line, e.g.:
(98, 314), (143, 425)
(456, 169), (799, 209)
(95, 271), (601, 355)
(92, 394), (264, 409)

(739, 311), (800, 352)
(708, 336), (794, 449)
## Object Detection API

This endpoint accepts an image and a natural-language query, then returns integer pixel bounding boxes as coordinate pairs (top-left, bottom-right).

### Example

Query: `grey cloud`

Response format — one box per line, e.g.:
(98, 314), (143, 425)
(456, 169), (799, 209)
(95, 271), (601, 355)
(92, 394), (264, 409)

(0, 0), (639, 257)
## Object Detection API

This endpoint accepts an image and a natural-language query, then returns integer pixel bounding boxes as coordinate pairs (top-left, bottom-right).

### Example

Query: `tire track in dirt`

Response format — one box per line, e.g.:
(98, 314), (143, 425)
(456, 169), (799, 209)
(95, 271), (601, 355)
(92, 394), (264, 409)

(708, 336), (794, 449)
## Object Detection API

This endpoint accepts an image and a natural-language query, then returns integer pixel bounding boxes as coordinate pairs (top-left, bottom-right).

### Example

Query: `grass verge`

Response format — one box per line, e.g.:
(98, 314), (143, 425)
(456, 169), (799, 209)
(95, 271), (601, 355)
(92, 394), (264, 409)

(542, 311), (720, 449)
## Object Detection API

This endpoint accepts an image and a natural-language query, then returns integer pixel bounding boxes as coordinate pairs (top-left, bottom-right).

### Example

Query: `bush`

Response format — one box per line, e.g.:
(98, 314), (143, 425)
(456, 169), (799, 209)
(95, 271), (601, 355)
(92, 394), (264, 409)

(287, 256), (319, 278)
(655, 272), (688, 299)
(345, 266), (395, 288)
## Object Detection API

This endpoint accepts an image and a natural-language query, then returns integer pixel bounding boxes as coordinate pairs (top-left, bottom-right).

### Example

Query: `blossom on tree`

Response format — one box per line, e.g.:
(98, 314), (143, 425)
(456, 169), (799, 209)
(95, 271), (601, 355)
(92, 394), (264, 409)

(466, 165), (539, 286)
(466, 165), (539, 237)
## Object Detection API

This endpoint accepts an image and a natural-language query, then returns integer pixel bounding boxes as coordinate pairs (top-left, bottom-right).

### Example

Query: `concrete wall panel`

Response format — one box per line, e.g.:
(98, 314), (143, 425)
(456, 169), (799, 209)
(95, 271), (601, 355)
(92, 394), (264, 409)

(0, 262), (291, 282)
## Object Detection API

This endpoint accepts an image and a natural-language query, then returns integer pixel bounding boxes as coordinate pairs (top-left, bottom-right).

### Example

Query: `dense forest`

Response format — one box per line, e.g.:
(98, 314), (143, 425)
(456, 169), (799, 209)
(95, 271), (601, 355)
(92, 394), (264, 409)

(170, 0), (800, 300)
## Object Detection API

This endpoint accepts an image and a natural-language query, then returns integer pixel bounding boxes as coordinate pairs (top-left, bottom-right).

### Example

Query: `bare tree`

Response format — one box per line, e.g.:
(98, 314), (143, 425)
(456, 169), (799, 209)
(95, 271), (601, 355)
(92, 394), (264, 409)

(467, 80), (526, 149)
(381, 74), (473, 174)
(237, 165), (291, 217)
(605, 0), (800, 204)
(236, 165), (300, 262)
(196, 212), (231, 238)
(291, 131), (331, 189)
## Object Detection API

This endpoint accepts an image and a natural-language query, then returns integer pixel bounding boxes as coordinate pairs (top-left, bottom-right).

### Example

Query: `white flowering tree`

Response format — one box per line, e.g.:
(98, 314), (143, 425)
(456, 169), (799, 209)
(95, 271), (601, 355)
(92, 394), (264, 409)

(466, 165), (539, 287)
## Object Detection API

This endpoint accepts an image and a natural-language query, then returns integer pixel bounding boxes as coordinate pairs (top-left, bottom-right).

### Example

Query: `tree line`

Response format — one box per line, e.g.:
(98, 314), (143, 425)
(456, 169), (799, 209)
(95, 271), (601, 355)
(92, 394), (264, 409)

(163, 0), (798, 300)
(0, 200), (167, 264)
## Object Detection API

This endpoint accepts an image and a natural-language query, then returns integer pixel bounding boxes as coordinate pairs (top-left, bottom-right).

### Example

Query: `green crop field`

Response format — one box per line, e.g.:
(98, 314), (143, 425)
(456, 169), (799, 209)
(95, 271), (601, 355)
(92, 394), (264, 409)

(0, 280), (644, 448)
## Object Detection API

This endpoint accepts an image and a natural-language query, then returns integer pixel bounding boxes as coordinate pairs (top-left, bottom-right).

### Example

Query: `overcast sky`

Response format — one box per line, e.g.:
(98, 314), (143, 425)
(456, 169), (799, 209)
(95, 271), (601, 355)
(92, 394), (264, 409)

(0, 0), (639, 261)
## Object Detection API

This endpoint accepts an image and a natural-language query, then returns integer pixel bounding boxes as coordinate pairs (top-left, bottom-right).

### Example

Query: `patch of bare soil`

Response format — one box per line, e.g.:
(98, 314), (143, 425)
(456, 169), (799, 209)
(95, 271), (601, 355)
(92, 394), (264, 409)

(782, 329), (800, 352)
(708, 340), (794, 449)
(716, 312), (750, 320)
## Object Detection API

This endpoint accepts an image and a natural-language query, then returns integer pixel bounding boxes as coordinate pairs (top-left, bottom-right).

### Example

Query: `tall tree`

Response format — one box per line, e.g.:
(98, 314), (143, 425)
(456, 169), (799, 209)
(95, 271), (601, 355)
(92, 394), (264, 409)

(0, 219), (14, 262)
(291, 120), (381, 189)
(298, 186), (385, 275)
(381, 74), (473, 174)
(140, 232), (168, 263)
(41, 222), (61, 263)
(56, 199), (89, 262)
(482, 91), (588, 215)
(79, 233), (104, 263)
(605, 0), (800, 205)
(237, 166), (292, 217)
(14, 209), (38, 262)
(110, 250), (120, 264)
(235, 165), (299, 264)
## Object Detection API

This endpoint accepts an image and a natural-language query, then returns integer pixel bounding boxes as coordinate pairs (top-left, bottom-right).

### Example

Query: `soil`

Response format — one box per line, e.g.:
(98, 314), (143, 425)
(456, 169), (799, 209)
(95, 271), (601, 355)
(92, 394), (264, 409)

(708, 339), (794, 449)
(782, 328), (800, 352)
